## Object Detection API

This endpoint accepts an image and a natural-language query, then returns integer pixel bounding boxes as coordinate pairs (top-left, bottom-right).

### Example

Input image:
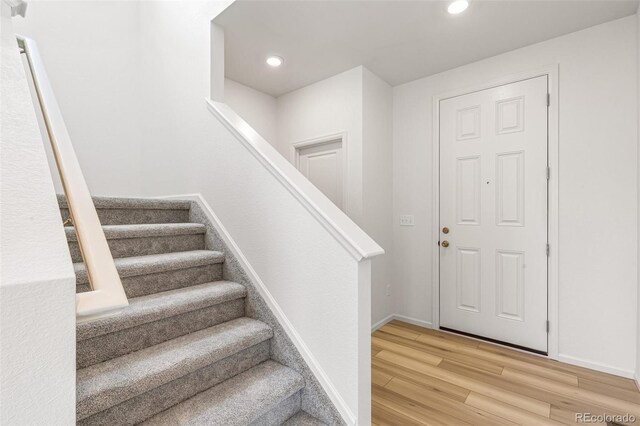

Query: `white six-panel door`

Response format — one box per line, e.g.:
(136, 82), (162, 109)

(439, 76), (548, 352)
(296, 139), (344, 210)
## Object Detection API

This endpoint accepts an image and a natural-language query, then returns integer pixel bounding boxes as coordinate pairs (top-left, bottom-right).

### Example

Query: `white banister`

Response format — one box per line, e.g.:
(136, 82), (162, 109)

(17, 35), (128, 320)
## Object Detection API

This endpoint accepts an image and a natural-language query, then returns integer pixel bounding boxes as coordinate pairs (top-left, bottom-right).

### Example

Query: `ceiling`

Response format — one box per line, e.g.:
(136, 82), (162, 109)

(214, 0), (639, 97)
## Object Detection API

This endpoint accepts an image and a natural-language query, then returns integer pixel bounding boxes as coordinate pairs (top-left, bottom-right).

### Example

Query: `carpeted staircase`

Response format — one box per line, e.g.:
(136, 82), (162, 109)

(61, 196), (327, 426)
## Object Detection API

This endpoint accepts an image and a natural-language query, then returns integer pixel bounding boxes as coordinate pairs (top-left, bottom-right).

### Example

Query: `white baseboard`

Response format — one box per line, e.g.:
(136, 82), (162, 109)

(162, 193), (356, 425)
(635, 373), (640, 392)
(371, 315), (395, 332)
(393, 314), (434, 329)
(372, 313), (433, 332)
(558, 354), (635, 379)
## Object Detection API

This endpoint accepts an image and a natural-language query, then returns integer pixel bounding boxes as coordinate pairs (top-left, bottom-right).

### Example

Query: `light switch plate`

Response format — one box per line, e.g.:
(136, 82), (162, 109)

(400, 215), (414, 226)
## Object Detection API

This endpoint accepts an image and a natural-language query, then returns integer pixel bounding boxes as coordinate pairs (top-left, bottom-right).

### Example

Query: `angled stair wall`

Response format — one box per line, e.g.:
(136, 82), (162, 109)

(188, 199), (346, 424)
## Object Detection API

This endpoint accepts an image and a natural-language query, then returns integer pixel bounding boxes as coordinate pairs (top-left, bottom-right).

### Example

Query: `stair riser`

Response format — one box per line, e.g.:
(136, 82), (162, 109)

(68, 234), (205, 262)
(78, 341), (270, 426)
(61, 208), (190, 226)
(77, 299), (245, 368)
(76, 264), (223, 297)
(250, 391), (302, 426)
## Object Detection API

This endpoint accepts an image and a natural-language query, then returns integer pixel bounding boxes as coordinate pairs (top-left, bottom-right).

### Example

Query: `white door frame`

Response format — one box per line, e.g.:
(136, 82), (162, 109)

(291, 132), (349, 211)
(431, 65), (559, 359)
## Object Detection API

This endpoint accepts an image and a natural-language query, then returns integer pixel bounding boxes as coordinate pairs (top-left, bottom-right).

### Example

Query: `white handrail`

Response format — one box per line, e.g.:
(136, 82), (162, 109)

(17, 35), (128, 320)
(206, 99), (384, 261)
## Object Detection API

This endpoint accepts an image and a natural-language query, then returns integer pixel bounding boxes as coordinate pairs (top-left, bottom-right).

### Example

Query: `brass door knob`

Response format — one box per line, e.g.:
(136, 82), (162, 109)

(441, 240), (450, 248)
(442, 227), (449, 234)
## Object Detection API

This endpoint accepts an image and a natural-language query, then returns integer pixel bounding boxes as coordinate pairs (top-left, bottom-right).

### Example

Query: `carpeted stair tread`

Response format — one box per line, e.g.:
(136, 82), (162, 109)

(77, 281), (247, 341)
(66, 223), (206, 241)
(76, 318), (273, 420)
(74, 250), (224, 285)
(284, 411), (328, 425)
(141, 361), (305, 426)
(58, 195), (191, 210)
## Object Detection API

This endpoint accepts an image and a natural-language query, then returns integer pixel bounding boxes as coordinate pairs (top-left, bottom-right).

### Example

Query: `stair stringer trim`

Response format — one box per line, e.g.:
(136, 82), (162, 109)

(164, 193), (348, 426)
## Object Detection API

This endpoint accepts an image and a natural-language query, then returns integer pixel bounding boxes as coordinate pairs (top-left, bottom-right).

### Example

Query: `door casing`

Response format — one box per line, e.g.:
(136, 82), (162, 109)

(431, 66), (559, 359)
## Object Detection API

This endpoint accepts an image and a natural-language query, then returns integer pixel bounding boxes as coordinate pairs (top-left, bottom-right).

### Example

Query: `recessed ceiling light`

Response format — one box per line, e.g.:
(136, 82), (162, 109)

(266, 56), (283, 67)
(448, 0), (469, 14)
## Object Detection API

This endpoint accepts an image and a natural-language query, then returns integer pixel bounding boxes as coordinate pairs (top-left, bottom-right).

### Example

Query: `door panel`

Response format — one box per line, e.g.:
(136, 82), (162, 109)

(456, 156), (481, 225)
(439, 76), (548, 352)
(297, 139), (344, 210)
(456, 247), (481, 313)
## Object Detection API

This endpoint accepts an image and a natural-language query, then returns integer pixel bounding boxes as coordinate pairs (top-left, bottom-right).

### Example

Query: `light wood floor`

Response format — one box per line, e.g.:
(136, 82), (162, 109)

(372, 320), (640, 425)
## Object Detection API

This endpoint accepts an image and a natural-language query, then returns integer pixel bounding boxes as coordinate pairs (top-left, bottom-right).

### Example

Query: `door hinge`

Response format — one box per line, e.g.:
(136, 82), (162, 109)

(546, 166), (550, 180)
(546, 243), (550, 257)
(546, 320), (550, 332)
(547, 93), (550, 107)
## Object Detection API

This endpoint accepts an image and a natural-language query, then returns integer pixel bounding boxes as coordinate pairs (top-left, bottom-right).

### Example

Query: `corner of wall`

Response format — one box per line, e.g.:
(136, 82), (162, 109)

(362, 67), (395, 326)
(1, 6), (76, 424)
(210, 23), (225, 102)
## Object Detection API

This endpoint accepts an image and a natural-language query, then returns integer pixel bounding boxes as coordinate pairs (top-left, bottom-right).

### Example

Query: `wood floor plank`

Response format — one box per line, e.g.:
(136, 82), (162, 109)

(389, 320), (480, 348)
(372, 343), (383, 357)
(501, 367), (640, 417)
(417, 333), (579, 385)
(477, 342), (639, 391)
(378, 324), (420, 340)
(372, 369), (393, 387)
(376, 329), (504, 374)
(372, 322), (640, 426)
(371, 336), (442, 365)
(465, 392), (564, 426)
(415, 332), (476, 353)
(578, 377), (640, 404)
(376, 350), (551, 417)
(372, 400), (425, 426)
(373, 385), (471, 426)
(438, 358), (504, 377)
(373, 357), (471, 402)
(438, 360), (624, 418)
(549, 406), (606, 425)
(383, 377), (518, 426)
(477, 342), (550, 360)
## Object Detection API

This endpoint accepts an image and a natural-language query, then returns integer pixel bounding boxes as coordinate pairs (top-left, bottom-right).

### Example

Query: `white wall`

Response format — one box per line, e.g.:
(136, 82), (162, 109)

(275, 66), (394, 326)
(224, 78), (277, 143)
(137, 0), (232, 197)
(362, 69), (394, 326)
(393, 16), (638, 376)
(1, 4), (76, 424)
(13, 1), (144, 197)
(276, 67), (364, 223)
